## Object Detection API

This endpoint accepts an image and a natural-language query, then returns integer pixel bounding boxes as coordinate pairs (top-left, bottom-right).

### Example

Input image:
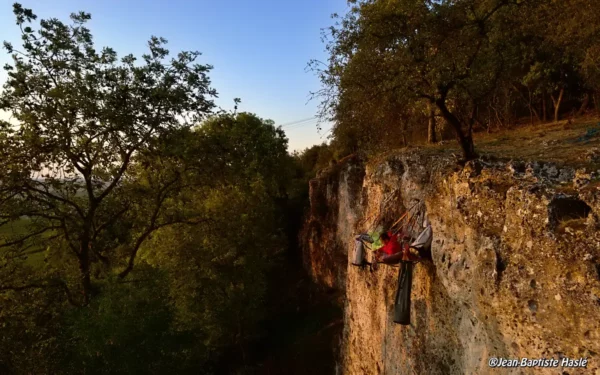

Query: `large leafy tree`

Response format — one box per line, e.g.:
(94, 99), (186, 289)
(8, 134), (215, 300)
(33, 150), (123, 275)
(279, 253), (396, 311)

(0, 4), (216, 304)
(197, 112), (291, 197)
(139, 112), (291, 369)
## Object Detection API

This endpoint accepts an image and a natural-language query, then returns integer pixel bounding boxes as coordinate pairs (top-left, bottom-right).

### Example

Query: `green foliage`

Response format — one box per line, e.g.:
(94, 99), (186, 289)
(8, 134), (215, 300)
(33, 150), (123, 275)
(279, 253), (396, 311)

(197, 112), (292, 197)
(138, 113), (291, 362)
(293, 143), (334, 179)
(59, 268), (202, 375)
(0, 4), (308, 374)
(143, 185), (281, 350)
(312, 0), (516, 159)
(0, 284), (67, 374)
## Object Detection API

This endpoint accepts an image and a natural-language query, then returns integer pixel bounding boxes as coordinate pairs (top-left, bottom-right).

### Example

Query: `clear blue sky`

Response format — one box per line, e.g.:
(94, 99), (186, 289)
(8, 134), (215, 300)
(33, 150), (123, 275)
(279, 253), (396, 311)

(0, 0), (349, 151)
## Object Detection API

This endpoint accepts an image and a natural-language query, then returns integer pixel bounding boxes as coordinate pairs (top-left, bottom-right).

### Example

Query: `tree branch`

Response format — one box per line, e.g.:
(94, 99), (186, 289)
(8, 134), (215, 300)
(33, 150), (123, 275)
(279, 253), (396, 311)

(23, 181), (85, 218)
(0, 225), (60, 249)
(0, 278), (79, 306)
(95, 149), (134, 203)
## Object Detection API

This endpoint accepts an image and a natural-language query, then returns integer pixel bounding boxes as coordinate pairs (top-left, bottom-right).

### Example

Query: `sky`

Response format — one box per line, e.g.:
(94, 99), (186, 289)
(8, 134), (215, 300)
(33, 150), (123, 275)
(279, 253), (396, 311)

(0, 0), (349, 152)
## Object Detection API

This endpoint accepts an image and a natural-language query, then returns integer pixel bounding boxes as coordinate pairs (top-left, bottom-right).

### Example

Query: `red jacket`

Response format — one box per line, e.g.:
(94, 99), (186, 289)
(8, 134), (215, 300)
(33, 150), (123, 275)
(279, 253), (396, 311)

(380, 232), (402, 255)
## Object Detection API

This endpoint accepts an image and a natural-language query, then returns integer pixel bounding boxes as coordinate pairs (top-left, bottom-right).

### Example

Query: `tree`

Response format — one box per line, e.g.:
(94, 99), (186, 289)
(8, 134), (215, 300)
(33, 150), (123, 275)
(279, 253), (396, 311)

(139, 112), (291, 369)
(313, 0), (525, 160)
(197, 112), (291, 198)
(59, 268), (198, 375)
(526, 0), (600, 120)
(0, 4), (216, 304)
(427, 102), (437, 144)
(293, 143), (334, 178)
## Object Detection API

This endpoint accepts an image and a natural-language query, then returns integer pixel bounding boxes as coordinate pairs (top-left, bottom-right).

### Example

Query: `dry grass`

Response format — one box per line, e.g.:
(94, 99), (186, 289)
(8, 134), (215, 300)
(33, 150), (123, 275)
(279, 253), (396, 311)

(411, 116), (600, 169)
(474, 117), (600, 167)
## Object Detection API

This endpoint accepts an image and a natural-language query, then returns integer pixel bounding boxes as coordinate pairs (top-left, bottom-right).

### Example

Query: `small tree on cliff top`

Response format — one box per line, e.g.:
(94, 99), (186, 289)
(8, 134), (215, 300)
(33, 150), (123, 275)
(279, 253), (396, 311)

(0, 4), (215, 304)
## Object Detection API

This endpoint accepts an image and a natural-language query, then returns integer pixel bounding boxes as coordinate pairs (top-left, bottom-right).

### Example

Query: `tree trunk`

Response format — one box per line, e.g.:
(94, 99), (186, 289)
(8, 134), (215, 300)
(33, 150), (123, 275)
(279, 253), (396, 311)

(79, 208), (96, 305)
(79, 239), (91, 305)
(577, 91), (590, 116)
(427, 102), (437, 144)
(513, 84), (540, 124)
(491, 102), (503, 129)
(551, 87), (565, 122)
(542, 92), (547, 122)
(468, 103), (477, 136)
(435, 98), (477, 160)
(528, 89), (541, 124)
(505, 87), (512, 126)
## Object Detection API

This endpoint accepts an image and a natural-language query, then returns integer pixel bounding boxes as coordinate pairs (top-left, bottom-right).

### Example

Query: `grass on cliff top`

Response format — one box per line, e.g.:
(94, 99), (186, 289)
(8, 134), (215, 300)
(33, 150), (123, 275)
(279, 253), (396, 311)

(400, 116), (600, 170)
(475, 117), (600, 167)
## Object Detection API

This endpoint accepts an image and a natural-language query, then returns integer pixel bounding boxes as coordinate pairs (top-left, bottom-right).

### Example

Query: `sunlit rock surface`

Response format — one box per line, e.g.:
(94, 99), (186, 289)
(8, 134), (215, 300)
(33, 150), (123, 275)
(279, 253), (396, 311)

(301, 150), (600, 375)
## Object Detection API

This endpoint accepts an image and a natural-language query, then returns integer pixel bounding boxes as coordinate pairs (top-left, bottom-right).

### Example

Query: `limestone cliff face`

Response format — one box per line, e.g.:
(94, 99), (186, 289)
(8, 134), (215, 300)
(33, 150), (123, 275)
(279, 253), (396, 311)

(301, 150), (600, 375)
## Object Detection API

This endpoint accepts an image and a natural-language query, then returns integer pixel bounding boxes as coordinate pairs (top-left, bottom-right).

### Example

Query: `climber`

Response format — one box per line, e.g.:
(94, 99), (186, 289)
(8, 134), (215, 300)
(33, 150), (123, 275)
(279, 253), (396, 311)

(374, 232), (402, 261)
(376, 231), (422, 264)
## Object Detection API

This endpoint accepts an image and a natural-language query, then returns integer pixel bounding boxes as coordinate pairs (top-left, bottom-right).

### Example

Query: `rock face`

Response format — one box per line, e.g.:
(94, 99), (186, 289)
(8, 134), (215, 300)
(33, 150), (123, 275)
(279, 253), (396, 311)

(300, 150), (600, 375)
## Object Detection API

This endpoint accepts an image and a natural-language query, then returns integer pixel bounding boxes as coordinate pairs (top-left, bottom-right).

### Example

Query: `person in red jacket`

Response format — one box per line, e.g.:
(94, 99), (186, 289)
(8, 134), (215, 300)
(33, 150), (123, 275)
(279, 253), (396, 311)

(375, 231), (416, 264)
(375, 231), (401, 259)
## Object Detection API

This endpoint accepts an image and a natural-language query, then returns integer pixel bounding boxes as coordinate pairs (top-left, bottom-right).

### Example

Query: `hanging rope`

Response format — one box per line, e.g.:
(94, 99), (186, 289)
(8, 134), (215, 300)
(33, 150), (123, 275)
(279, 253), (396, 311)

(393, 201), (424, 239)
(389, 211), (410, 231)
(390, 201), (421, 234)
(382, 300), (389, 375)
(389, 200), (421, 232)
(360, 189), (400, 235)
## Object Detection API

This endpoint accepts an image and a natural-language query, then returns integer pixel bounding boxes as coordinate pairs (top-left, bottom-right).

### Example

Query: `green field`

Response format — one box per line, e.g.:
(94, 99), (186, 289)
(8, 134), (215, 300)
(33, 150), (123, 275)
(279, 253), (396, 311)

(0, 218), (50, 266)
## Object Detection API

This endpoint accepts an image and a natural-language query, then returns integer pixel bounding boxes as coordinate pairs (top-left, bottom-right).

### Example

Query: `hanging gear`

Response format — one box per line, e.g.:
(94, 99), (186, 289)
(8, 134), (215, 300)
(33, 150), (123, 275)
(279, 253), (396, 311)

(352, 237), (365, 266)
(348, 198), (434, 326)
(360, 189), (400, 237)
(352, 234), (374, 266)
(393, 260), (415, 325)
(411, 224), (433, 260)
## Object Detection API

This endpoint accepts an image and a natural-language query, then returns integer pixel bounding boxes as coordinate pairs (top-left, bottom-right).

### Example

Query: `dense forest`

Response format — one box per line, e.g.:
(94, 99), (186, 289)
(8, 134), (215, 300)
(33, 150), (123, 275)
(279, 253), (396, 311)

(0, 4), (337, 374)
(1, 0), (600, 374)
